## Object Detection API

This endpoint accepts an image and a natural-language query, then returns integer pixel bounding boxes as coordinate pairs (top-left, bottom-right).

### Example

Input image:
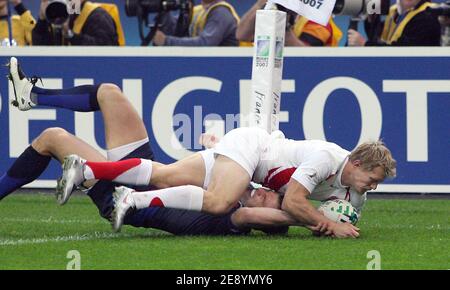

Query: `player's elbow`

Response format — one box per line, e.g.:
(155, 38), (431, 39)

(235, 25), (253, 42)
(236, 31), (253, 42)
(281, 200), (295, 216)
(281, 194), (295, 212)
(235, 29), (246, 42)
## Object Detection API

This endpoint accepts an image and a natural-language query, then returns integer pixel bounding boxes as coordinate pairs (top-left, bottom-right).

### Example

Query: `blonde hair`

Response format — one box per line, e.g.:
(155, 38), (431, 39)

(349, 141), (397, 178)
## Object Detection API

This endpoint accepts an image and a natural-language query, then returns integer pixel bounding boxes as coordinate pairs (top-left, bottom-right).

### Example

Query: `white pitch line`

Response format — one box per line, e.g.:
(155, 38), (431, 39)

(365, 224), (450, 230)
(2, 217), (105, 225)
(0, 231), (158, 247)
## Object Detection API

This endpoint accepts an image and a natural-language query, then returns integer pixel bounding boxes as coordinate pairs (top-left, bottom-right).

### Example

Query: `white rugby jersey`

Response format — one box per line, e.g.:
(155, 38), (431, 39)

(252, 138), (367, 213)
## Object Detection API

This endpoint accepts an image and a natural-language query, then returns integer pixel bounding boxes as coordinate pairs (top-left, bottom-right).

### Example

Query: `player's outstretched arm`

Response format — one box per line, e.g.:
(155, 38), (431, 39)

(231, 207), (301, 230)
(282, 179), (360, 239)
(231, 207), (335, 236)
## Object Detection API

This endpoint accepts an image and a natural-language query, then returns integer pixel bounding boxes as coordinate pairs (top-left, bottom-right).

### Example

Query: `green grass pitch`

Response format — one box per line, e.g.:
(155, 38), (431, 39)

(0, 193), (448, 270)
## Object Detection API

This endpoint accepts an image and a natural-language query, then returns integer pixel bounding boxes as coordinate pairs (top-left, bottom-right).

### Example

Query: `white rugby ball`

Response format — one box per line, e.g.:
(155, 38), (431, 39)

(318, 199), (359, 225)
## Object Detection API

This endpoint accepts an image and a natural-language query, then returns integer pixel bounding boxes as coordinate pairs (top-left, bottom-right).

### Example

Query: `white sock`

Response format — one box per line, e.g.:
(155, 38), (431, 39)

(82, 158), (153, 186)
(132, 185), (204, 211)
(114, 159), (152, 185)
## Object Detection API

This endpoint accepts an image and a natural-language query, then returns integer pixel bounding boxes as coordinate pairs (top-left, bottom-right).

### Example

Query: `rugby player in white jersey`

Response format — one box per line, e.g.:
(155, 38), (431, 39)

(58, 126), (396, 238)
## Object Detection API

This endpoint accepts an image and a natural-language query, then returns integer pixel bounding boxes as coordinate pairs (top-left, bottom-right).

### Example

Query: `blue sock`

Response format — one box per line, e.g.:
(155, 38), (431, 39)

(31, 84), (100, 112)
(0, 146), (51, 201)
(0, 174), (27, 201)
(124, 208), (160, 228)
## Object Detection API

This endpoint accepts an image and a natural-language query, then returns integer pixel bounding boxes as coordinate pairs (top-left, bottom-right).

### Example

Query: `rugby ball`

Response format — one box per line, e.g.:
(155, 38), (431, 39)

(318, 199), (359, 225)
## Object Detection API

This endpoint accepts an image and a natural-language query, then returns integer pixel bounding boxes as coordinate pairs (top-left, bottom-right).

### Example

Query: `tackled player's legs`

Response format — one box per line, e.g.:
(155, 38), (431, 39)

(56, 84), (154, 205)
(4, 57), (154, 205)
(96, 83), (148, 151)
(59, 83), (155, 205)
(0, 127), (106, 201)
(7, 56), (148, 152)
(33, 127), (106, 163)
(33, 127), (108, 194)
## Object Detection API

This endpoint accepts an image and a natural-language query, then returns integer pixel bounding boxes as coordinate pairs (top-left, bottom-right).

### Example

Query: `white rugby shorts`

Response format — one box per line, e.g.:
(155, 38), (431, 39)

(214, 127), (271, 178)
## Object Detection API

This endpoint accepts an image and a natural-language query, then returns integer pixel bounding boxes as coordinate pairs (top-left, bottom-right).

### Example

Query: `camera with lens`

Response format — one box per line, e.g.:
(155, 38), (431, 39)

(333, 0), (390, 17)
(333, 0), (390, 45)
(427, 1), (450, 17)
(45, 0), (70, 25)
(125, 0), (191, 17)
(44, 0), (75, 45)
(125, 0), (193, 46)
(427, 1), (450, 46)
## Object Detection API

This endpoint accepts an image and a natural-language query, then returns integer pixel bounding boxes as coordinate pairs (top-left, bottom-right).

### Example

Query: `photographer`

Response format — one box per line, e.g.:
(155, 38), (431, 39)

(348, 0), (441, 46)
(32, 0), (119, 46)
(0, 0), (36, 46)
(152, 0), (239, 46)
(236, 0), (342, 47)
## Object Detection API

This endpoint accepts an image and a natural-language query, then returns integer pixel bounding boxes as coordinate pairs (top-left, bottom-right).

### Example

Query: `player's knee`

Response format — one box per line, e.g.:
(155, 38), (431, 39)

(99, 83), (121, 94)
(32, 127), (69, 154)
(98, 83), (123, 102)
(36, 127), (68, 145)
